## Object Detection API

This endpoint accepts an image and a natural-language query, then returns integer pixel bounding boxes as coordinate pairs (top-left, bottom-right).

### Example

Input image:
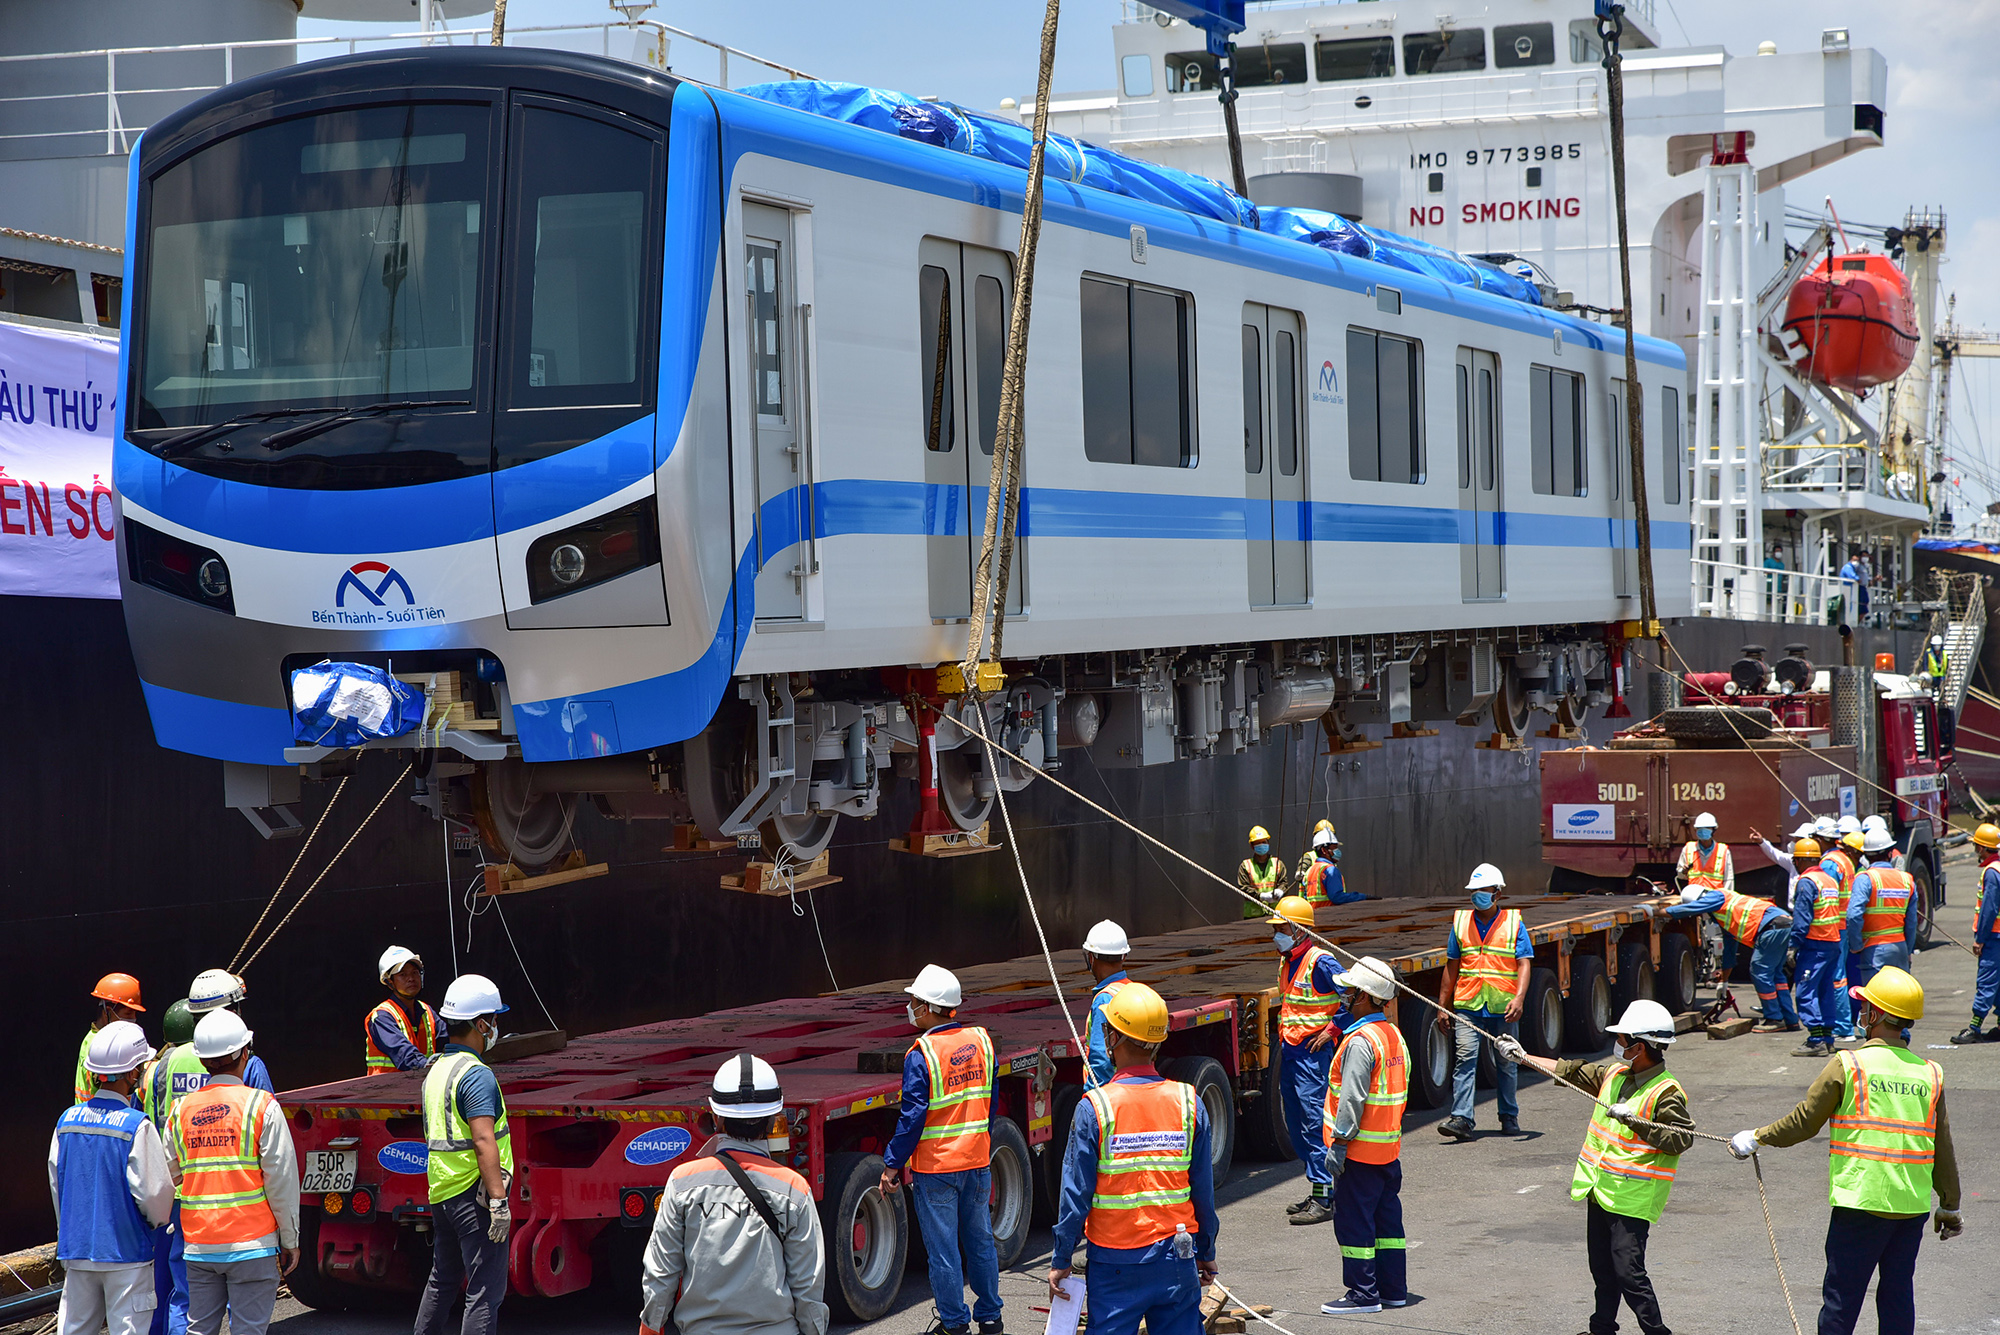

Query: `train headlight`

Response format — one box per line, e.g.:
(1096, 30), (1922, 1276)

(125, 518), (237, 615)
(526, 498), (662, 604)
(196, 558), (231, 599)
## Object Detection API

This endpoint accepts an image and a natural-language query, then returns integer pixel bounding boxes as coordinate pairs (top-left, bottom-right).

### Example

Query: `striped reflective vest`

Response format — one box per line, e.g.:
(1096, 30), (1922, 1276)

(1801, 868), (1846, 942)
(1828, 1045), (1941, 1215)
(1278, 946), (1340, 1045)
(423, 1051), (513, 1203)
(1858, 868), (1915, 948)
(1322, 1018), (1409, 1165)
(365, 998), (440, 1073)
(1823, 848), (1857, 896)
(1681, 842), (1731, 892)
(171, 1084), (279, 1248)
(1302, 860), (1337, 907)
(1569, 1064), (1684, 1223)
(1081, 1077), (1199, 1250)
(152, 1044), (211, 1135)
(1240, 857), (1285, 919)
(909, 1026), (994, 1173)
(1452, 909), (1526, 1012)
(1923, 648), (1946, 680)
(55, 1096), (154, 1265)
(1716, 889), (1774, 946)
(74, 1030), (95, 1105)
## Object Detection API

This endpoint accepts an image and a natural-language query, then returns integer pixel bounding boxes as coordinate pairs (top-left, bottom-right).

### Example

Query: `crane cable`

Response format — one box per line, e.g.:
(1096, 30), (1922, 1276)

(963, 0), (1060, 675)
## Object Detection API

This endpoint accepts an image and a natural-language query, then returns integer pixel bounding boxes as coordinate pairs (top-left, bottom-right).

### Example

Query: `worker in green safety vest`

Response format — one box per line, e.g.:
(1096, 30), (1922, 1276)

(1730, 966), (1963, 1335)
(417, 974), (513, 1335)
(1921, 636), (1947, 691)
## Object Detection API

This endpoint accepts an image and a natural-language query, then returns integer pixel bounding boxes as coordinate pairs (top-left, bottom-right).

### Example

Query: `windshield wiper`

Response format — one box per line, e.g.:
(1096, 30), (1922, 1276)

(258, 399), (471, 453)
(155, 406), (348, 460)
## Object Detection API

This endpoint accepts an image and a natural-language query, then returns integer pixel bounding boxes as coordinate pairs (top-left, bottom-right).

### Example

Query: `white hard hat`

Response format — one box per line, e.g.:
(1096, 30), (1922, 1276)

(1931, 635), (1944, 646)
(1836, 815), (1861, 835)
(1862, 814), (1889, 832)
(1791, 821), (1818, 840)
(188, 969), (246, 1014)
(1814, 816), (1837, 837)
(708, 1053), (785, 1120)
(84, 1021), (156, 1076)
(191, 1009), (253, 1061)
(1342, 956), (1397, 1001)
(1312, 828), (1340, 849)
(439, 973), (509, 1022)
(1606, 999), (1677, 1046)
(1678, 886), (1704, 904)
(1083, 920), (1131, 956)
(1692, 811), (1717, 830)
(1465, 862), (1506, 891)
(378, 946), (422, 986)
(1862, 827), (1896, 853)
(905, 964), (963, 1010)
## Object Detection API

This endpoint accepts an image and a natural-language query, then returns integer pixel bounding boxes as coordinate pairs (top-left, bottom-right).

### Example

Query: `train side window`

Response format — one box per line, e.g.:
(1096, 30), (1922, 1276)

(1404, 29), (1487, 75)
(1242, 324), (1263, 474)
(1661, 385), (1682, 504)
(1530, 364), (1587, 496)
(1455, 362), (1471, 488)
(1347, 327), (1424, 483)
(1081, 275), (1195, 468)
(974, 274), (1008, 454)
(919, 264), (956, 452)
(1606, 381), (1626, 500)
(1274, 329), (1299, 476)
(1478, 363), (1498, 490)
(1315, 36), (1397, 82)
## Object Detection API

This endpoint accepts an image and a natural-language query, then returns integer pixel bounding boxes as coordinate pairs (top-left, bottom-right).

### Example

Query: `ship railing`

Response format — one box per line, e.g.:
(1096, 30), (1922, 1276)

(1761, 442), (1920, 505)
(1116, 1), (1658, 27)
(0, 22), (810, 161)
(1690, 558), (1861, 626)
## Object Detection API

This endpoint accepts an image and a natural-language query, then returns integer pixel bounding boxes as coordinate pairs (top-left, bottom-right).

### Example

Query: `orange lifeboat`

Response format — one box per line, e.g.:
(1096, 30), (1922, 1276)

(1780, 252), (1917, 391)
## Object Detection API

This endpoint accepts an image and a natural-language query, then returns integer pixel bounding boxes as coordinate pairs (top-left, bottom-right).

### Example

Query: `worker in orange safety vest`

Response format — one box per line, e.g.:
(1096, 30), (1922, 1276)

(1317, 957), (1410, 1316)
(365, 946), (440, 1073)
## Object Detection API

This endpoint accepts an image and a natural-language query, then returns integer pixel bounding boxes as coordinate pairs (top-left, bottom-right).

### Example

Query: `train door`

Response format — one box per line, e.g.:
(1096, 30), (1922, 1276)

(1243, 304), (1308, 607)
(1455, 347), (1503, 601)
(1607, 378), (1634, 599)
(918, 238), (1021, 622)
(493, 96), (667, 630)
(744, 202), (813, 622)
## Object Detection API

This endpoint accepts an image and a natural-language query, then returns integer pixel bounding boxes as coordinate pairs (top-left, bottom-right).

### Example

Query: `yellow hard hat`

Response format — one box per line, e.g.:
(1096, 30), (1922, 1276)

(1851, 966), (1923, 1022)
(1313, 818), (1335, 836)
(1248, 825), (1271, 844)
(1974, 823), (2000, 850)
(1102, 981), (1170, 1044)
(1266, 895), (1314, 929)
(1792, 837), (1821, 858)
(1841, 832), (1865, 852)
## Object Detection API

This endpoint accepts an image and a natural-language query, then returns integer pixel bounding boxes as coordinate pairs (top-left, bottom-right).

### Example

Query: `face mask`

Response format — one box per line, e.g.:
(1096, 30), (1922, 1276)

(478, 1019), (497, 1047)
(1252, 843), (1270, 857)
(1470, 891), (1495, 911)
(1273, 932), (1297, 952)
(906, 1001), (923, 1028)
(1697, 831), (1714, 846)
(1329, 849), (1343, 864)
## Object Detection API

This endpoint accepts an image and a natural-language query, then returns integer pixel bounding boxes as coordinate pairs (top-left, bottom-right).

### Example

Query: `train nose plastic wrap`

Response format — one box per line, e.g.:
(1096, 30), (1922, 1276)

(290, 661), (425, 748)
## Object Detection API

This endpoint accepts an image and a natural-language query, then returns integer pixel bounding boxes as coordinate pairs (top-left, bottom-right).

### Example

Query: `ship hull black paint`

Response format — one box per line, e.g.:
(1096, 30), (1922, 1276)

(5, 597), (1919, 1250)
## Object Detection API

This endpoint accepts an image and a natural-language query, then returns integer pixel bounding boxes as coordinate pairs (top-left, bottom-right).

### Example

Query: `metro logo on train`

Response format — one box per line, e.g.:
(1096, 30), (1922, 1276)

(336, 561), (416, 609)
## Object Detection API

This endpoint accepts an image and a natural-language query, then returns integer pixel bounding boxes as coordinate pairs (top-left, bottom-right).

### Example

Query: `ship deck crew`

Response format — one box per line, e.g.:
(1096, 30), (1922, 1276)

(1266, 896), (1346, 1224)
(1502, 1001), (1694, 1335)
(366, 946), (441, 1074)
(1671, 836), (1800, 1033)
(1847, 828), (1919, 988)
(1731, 968), (1962, 1335)
(1300, 829), (1368, 909)
(1082, 921), (1132, 1088)
(1317, 958), (1410, 1317)
(78, 973), (146, 1104)
(1435, 864), (1532, 1142)
(1048, 982), (1218, 1335)
(416, 976), (513, 1335)
(1951, 824), (2000, 1044)
(881, 965), (1001, 1335)
(1237, 826), (1293, 919)
(53, 1022), (174, 1335)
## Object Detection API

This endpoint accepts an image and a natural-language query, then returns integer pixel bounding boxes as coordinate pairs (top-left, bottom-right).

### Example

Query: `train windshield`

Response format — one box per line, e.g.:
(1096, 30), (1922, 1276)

(136, 104), (490, 431)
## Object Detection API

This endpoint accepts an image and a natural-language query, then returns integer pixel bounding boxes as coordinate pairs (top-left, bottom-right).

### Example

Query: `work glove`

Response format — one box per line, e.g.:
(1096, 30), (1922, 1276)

(1729, 1130), (1760, 1161)
(1493, 1035), (1527, 1066)
(487, 1195), (511, 1243)
(1934, 1209), (1963, 1241)
(1609, 1101), (1638, 1124)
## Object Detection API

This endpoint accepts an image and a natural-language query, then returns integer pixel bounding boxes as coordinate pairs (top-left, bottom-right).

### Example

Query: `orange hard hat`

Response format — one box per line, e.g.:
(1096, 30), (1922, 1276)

(91, 973), (145, 1012)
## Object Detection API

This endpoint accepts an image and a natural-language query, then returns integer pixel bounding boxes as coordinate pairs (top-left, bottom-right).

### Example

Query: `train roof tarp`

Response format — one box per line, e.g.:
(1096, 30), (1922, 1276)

(737, 81), (1541, 307)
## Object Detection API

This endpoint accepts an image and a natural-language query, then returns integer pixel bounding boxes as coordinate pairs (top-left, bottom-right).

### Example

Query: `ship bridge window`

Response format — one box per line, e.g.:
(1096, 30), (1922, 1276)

(1122, 53), (1155, 97)
(1314, 36), (1397, 83)
(1165, 43), (1307, 92)
(1081, 275), (1196, 468)
(1404, 29), (1487, 75)
(1571, 20), (1654, 64)
(1531, 364), (1587, 497)
(1347, 328), (1425, 484)
(1495, 23), (1556, 68)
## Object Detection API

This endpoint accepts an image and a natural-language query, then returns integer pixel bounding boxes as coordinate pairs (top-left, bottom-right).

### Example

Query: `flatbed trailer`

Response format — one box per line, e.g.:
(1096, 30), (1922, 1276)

(281, 892), (1698, 1321)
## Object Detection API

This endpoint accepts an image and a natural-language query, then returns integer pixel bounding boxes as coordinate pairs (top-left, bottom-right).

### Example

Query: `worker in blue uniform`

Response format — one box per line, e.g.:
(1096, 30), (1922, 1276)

(1952, 824), (2000, 1044)
(1082, 920), (1132, 1088)
(1266, 896), (1347, 1224)
(1049, 983), (1218, 1335)
(1847, 827), (1921, 987)
(1299, 830), (1370, 909)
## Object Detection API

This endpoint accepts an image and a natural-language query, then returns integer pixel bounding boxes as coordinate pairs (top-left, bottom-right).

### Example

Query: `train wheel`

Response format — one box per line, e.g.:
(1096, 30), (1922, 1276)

(1564, 955), (1613, 1051)
(473, 760), (574, 869)
(819, 1152), (907, 1323)
(760, 811), (838, 861)
(1489, 665), (1532, 741)
(1164, 1055), (1236, 1184)
(935, 746), (997, 831)
(1656, 934), (1698, 1015)
(684, 700), (753, 841)
(987, 1116), (1033, 1269)
(1523, 968), (1565, 1057)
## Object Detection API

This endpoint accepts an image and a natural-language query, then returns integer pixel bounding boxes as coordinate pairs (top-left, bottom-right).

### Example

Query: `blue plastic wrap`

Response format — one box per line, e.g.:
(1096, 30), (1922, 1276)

(1257, 206), (1543, 305)
(289, 660), (425, 748)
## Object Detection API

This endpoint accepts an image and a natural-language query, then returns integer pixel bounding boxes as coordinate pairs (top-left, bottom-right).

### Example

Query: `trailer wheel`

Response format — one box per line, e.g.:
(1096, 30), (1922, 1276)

(819, 1152), (908, 1324)
(1564, 955), (1613, 1051)
(1164, 1056), (1236, 1184)
(1614, 942), (1656, 1012)
(987, 1117), (1033, 1270)
(285, 1210), (407, 1313)
(1523, 968), (1565, 1057)
(1656, 934), (1698, 1016)
(1033, 1084), (1085, 1222)
(1911, 858), (1936, 951)
(1237, 1024), (1296, 1162)
(1401, 1007), (1454, 1111)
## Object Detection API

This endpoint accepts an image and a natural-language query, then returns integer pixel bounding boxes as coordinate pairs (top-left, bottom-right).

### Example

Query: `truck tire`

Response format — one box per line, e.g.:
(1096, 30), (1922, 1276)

(1564, 955), (1613, 1052)
(1523, 968), (1565, 1057)
(1034, 1084), (1085, 1222)
(987, 1116), (1033, 1270)
(1661, 705), (1775, 742)
(1402, 1006), (1454, 1110)
(1475, 1029), (1497, 1089)
(819, 1151), (908, 1323)
(1237, 1024), (1296, 1162)
(1911, 858), (1936, 951)
(1165, 1055), (1236, 1185)
(1614, 942), (1656, 1012)
(1656, 933), (1698, 1016)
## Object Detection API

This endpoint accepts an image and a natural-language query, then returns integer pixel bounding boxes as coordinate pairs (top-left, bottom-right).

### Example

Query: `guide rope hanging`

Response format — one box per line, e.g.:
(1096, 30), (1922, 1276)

(228, 774), (350, 973)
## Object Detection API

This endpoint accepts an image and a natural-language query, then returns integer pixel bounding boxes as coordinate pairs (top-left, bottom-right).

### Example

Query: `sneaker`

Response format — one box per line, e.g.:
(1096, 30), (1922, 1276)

(1752, 1019), (1792, 1034)
(1289, 1197), (1336, 1226)
(1437, 1116), (1475, 1141)
(1499, 1115), (1521, 1135)
(1951, 1024), (1986, 1045)
(923, 1322), (968, 1335)
(1383, 1298), (1409, 1308)
(978, 1323), (1004, 1335)
(1320, 1297), (1383, 1316)
(1791, 1041), (1830, 1058)
(1285, 1195), (1316, 1216)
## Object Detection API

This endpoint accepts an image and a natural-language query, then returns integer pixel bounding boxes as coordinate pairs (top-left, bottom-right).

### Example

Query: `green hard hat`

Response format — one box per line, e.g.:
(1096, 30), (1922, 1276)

(163, 999), (197, 1046)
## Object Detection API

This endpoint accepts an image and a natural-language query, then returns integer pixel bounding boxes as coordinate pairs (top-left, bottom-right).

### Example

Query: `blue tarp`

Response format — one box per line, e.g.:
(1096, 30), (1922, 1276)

(1916, 538), (2000, 553)
(739, 80), (1541, 306)
(289, 660), (425, 748)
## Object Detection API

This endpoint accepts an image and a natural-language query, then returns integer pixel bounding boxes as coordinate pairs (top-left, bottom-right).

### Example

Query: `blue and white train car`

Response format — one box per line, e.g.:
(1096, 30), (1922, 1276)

(116, 48), (1689, 863)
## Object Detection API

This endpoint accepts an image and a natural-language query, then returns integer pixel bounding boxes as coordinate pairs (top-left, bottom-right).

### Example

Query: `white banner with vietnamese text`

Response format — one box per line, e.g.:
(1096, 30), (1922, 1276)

(0, 320), (120, 598)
